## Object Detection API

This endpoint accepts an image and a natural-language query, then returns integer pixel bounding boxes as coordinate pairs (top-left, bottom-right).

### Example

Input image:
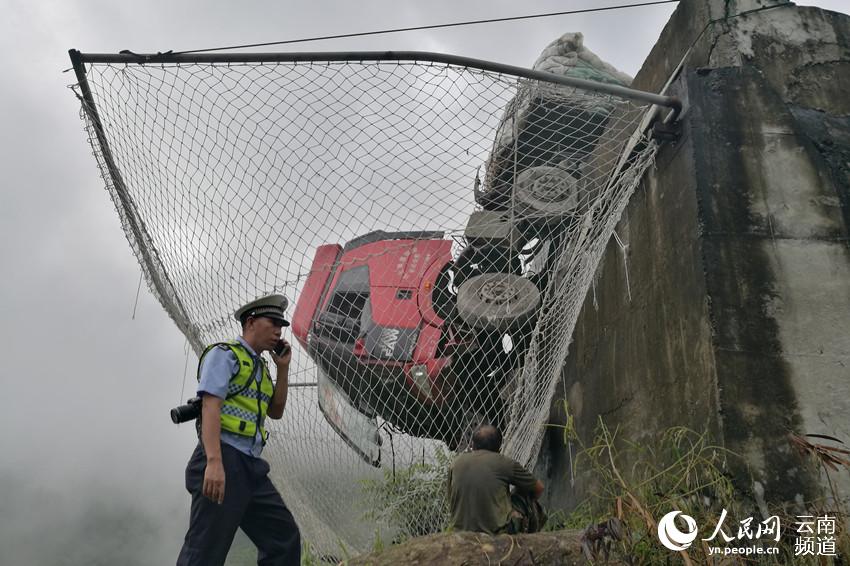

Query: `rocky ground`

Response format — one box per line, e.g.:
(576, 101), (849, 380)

(343, 529), (626, 565)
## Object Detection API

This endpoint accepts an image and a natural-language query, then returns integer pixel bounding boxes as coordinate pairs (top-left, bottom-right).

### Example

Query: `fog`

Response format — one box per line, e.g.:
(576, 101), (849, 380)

(1, 0), (845, 564)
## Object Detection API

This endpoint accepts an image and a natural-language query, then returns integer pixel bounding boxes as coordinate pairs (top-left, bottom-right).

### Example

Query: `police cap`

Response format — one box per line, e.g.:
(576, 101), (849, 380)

(235, 294), (290, 327)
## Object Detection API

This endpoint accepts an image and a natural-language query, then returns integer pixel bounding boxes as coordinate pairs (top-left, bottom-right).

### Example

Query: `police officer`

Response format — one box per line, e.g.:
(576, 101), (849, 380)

(177, 295), (301, 566)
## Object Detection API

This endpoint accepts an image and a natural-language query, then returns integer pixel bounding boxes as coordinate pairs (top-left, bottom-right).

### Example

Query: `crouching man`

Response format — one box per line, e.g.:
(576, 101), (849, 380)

(447, 424), (546, 534)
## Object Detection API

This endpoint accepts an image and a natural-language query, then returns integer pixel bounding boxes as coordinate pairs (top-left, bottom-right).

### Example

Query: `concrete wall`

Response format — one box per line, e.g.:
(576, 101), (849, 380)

(538, 0), (850, 515)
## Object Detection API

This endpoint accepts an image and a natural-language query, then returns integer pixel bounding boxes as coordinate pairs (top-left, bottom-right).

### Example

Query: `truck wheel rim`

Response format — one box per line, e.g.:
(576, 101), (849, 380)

(478, 279), (520, 306)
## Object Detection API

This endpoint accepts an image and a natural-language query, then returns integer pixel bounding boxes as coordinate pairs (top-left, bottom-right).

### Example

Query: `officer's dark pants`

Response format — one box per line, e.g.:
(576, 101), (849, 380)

(177, 442), (301, 566)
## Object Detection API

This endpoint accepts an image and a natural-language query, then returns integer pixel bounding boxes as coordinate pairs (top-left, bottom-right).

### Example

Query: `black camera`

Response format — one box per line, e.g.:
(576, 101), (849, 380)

(171, 396), (202, 424)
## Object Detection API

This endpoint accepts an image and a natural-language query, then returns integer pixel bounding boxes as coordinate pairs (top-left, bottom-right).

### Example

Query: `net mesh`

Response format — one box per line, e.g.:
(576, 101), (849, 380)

(72, 55), (658, 553)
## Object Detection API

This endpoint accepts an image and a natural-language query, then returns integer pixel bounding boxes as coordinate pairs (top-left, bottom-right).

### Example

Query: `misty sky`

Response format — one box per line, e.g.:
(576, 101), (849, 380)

(2, 1), (847, 564)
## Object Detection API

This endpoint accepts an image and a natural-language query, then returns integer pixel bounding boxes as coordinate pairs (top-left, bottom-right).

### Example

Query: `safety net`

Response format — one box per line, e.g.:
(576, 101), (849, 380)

(70, 50), (666, 555)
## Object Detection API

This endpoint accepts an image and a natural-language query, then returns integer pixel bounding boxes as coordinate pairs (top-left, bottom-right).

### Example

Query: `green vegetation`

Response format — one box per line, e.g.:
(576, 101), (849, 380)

(360, 447), (451, 542)
(548, 400), (850, 564)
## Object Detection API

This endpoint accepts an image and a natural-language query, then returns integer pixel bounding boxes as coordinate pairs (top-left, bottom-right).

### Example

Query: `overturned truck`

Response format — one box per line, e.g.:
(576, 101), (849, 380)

(291, 33), (639, 464)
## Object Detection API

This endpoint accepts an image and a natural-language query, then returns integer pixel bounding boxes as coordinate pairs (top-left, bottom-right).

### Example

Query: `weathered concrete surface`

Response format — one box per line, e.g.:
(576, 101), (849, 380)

(538, 0), (850, 516)
(687, 64), (844, 507)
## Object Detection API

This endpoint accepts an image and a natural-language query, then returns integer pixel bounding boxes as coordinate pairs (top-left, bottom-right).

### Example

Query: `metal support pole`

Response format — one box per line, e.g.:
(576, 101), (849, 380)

(71, 49), (682, 122)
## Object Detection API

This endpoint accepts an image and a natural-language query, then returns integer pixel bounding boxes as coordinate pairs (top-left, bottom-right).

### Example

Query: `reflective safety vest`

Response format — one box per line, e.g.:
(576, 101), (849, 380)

(198, 340), (274, 442)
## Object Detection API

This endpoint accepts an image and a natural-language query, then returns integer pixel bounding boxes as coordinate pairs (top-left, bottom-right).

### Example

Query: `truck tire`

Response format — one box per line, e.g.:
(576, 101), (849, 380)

(456, 273), (541, 332)
(514, 164), (582, 216)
